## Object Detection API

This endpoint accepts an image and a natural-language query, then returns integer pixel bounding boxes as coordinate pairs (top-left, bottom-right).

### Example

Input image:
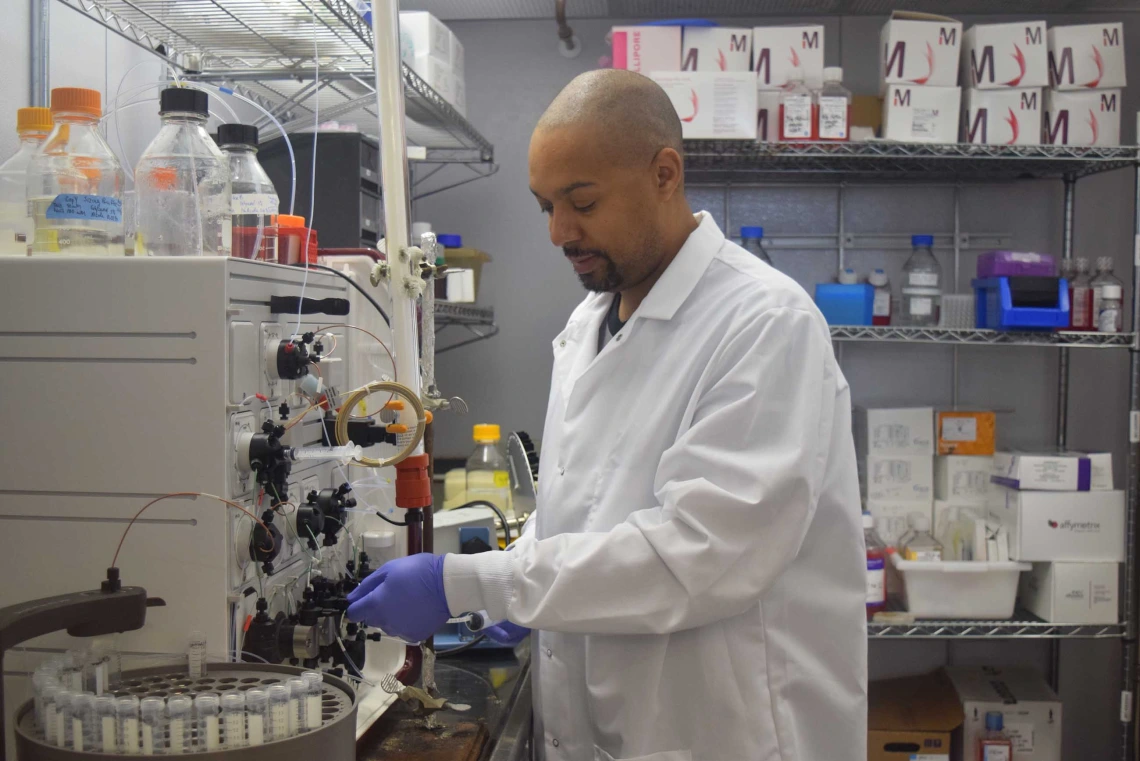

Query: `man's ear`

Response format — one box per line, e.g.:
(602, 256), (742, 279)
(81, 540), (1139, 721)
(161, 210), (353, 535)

(654, 147), (684, 200)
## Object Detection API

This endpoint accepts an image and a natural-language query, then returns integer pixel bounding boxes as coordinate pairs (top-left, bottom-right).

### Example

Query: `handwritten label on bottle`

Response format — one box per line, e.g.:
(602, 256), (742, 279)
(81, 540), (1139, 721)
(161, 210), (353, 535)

(782, 94), (812, 139)
(232, 193), (279, 215)
(818, 96), (848, 139)
(45, 194), (123, 223)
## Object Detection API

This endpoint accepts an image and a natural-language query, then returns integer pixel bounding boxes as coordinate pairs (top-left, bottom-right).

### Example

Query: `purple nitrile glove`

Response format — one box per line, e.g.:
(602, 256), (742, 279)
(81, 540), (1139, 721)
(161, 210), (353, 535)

(346, 553), (450, 643)
(482, 621), (530, 646)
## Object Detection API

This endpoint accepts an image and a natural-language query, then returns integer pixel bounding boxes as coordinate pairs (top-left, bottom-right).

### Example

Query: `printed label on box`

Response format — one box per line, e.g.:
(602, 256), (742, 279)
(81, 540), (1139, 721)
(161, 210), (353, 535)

(1005, 723), (1034, 752)
(942, 418), (977, 442)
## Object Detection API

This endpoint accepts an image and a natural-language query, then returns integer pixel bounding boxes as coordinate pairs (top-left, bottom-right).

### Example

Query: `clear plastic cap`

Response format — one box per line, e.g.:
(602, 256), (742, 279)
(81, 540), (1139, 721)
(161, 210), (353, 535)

(910, 513), (931, 532)
(838, 267), (859, 285)
(1101, 284), (1123, 299)
(194, 694), (220, 714)
(220, 692), (245, 711)
(823, 66), (843, 82)
(287, 678), (306, 698)
(115, 696), (139, 716)
(167, 695), (192, 718)
(868, 269), (888, 287)
(1074, 256), (1090, 273)
(1096, 256), (1113, 272)
(245, 689), (268, 711)
(862, 512), (874, 529)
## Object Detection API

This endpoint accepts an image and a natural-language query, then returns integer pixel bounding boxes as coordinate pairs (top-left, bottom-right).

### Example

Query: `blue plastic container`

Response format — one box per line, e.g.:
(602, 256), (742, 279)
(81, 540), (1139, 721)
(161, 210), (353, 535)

(815, 283), (875, 326)
(972, 277), (1070, 331)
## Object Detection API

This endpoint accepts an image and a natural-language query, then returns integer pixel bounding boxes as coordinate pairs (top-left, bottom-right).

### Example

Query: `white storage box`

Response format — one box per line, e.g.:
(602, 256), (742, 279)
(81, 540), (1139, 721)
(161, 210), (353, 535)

(993, 450), (1093, 491)
(650, 72), (757, 140)
(868, 499), (932, 547)
(613, 25), (681, 73)
(753, 25), (824, 89)
(854, 406), (934, 457)
(682, 27), (751, 72)
(756, 90), (780, 142)
(935, 455), (992, 505)
(862, 455), (933, 501)
(892, 554), (1030, 619)
(883, 85), (961, 143)
(399, 11), (451, 64)
(1020, 561), (1119, 624)
(962, 88), (1043, 146)
(993, 486), (1126, 562)
(880, 11), (962, 91)
(1048, 23), (1126, 90)
(962, 21), (1048, 89)
(1044, 88), (1122, 147)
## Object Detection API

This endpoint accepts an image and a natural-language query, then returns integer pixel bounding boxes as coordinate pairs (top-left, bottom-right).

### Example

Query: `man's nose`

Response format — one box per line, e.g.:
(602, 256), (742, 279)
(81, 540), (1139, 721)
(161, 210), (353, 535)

(549, 208), (581, 249)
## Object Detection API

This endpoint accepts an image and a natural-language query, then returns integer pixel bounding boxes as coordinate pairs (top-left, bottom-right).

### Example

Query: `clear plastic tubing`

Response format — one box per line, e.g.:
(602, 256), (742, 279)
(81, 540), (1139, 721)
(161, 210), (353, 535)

(290, 444), (363, 462)
(221, 691), (246, 749)
(286, 678), (305, 735)
(71, 692), (96, 752)
(187, 631), (207, 678)
(267, 684), (291, 741)
(96, 695), (117, 753)
(167, 695), (192, 754)
(302, 671), (324, 731)
(195, 693), (221, 751)
(116, 695), (140, 755)
(245, 689), (268, 746)
(53, 690), (73, 748)
(139, 696), (164, 755)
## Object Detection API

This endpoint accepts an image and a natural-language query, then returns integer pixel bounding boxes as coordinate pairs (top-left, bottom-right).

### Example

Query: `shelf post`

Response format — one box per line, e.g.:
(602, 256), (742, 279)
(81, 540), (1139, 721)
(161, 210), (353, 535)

(29, 0), (49, 107)
(1121, 161), (1140, 761)
(1057, 177), (1076, 450)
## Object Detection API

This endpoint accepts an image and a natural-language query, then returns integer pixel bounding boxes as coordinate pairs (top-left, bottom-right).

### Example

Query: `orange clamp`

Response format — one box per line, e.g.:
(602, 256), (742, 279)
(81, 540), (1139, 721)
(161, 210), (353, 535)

(383, 400), (405, 411)
(386, 423), (409, 434)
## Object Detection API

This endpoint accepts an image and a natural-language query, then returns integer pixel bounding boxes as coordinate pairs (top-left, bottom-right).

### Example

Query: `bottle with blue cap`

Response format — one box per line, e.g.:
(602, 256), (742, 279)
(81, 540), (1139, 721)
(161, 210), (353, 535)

(977, 710), (1013, 760)
(740, 226), (772, 266)
(901, 234), (942, 326)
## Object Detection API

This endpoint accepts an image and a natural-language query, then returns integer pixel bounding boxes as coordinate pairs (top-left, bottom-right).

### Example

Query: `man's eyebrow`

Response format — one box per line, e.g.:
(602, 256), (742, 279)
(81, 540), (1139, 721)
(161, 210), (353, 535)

(557, 181), (596, 196)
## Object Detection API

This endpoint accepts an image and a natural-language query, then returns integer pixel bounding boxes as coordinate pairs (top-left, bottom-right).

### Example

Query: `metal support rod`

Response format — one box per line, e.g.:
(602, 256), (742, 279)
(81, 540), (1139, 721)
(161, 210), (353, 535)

(1121, 162), (1140, 761)
(837, 183), (846, 271)
(30, 0), (49, 106)
(1057, 178), (1076, 451)
(952, 185), (962, 408)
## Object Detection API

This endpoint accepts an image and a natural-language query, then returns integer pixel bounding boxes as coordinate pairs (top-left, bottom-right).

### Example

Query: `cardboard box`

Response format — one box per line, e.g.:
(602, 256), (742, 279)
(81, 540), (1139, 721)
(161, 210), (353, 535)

(682, 27), (751, 72)
(756, 90), (780, 141)
(880, 12), (963, 91)
(1088, 452), (1114, 490)
(753, 25), (824, 90)
(992, 486), (1125, 562)
(993, 451), (1095, 491)
(935, 455), (993, 504)
(1048, 23), (1127, 90)
(1044, 88), (1122, 147)
(945, 666), (1061, 761)
(962, 21), (1049, 89)
(868, 499), (933, 547)
(851, 95), (883, 133)
(936, 410), (996, 455)
(452, 76), (466, 116)
(883, 85), (961, 143)
(613, 26), (681, 74)
(450, 32), (465, 81)
(399, 11), (451, 64)
(1020, 562), (1119, 624)
(962, 88), (1043, 146)
(650, 72), (757, 140)
(868, 671), (963, 761)
(855, 407), (935, 457)
(863, 454), (934, 501)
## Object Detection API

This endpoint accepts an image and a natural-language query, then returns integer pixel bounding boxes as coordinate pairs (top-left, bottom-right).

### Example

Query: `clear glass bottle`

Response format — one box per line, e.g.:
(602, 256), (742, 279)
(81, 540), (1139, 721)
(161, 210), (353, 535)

(187, 630), (207, 678)
(977, 711), (1014, 761)
(1098, 283), (1123, 333)
(219, 123), (278, 262)
(465, 424), (514, 523)
(135, 87), (231, 256)
(869, 268), (892, 326)
(901, 514), (943, 561)
(864, 512), (888, 620)
(27, 88), (125, 256)
(1090, 256), (1124, 331)
(779, 72), (815, 141)
(0, 107), (52, 255)
(740, 226), (772, 265)
(816, 66), (851, 141)
(901, 234), (942, 326)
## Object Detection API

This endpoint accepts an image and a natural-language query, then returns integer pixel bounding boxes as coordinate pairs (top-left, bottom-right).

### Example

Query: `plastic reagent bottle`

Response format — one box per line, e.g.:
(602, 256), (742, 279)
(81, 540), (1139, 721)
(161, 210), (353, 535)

(0, 107), (52, 255)
(1068, 257), (1093, 330)
(864, 512), (888, 620)
(135, 87), (231, 256)
(1098, 283), (1123, 334)
(27, 88), (125, 256)
(816, 66), (851, 141)
(869, 269), (892, 325)
(779, 72), (815, 141)
(902, 514), (943, 561)
(466, 424), (514, 522)
(978, 711), (1014, 761)
(740, 226), (772, 265)
(901, 234), (942, 326)
(1090, 256), (1124, 330)
(219, 123), (278, 262)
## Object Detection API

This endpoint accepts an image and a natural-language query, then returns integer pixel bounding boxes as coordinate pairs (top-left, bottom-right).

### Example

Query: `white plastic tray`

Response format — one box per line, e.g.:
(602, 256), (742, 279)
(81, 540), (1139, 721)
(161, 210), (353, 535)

(891, 554), (1031, 619)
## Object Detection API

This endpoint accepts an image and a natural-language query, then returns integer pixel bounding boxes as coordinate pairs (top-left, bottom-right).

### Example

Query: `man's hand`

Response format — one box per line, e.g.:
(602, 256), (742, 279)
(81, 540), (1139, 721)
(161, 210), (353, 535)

(483, 621), (530, 646)
(346, 553), (450, 643)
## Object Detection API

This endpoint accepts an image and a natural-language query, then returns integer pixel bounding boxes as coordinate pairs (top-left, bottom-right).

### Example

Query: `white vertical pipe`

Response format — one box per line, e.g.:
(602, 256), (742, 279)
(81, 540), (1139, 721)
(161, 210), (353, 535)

(371, 0), (422, 440)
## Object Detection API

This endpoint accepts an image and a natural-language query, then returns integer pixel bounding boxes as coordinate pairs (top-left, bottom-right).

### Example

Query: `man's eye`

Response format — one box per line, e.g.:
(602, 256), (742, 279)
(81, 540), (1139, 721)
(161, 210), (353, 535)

(574, 202), (595, 213)
(539, 204), (553, 215)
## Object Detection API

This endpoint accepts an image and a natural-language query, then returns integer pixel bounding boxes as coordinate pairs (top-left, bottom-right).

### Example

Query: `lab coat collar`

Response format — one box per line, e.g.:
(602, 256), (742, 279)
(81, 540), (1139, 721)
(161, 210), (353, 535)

(636, 210), (722, 321)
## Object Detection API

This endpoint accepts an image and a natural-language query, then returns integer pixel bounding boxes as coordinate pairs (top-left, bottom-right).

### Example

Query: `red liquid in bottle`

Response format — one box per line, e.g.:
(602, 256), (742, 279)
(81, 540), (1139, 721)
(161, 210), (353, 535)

(778, 102), (818, 141)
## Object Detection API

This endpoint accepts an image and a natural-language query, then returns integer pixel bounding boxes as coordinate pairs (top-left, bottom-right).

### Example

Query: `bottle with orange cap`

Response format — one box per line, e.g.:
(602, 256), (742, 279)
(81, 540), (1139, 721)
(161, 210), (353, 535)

(0, 107), (52, 255)
(465, 424), (515, 523)
(27, 87), (125, 255)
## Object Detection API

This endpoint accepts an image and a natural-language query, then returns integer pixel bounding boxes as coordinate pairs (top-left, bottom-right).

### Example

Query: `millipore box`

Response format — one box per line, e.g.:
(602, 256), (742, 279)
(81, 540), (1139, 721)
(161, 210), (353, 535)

(862, 455), (934, 501)
(1044, 89), (1122, 147)
(650, 72), (757, 139)
(962, 21), (1048, 89)
(882, 85), (961, 143)
(880, 12), (963, 91)
(868, 500), (932, 547)
(855, 407), (934, 457)
(753, 25), (824, 90)
(945, 667), (1062, 761)
(1048, 23), (1126, 90)
(992, 486), (1125, 562)
(1020, 562), (1119, 624)
(682, 27), (751, 72)
(613, 26), (681, 74)
(756, 91), (780, 141)
(962, 88), (1043, 146)
(935, 456), (992, 505)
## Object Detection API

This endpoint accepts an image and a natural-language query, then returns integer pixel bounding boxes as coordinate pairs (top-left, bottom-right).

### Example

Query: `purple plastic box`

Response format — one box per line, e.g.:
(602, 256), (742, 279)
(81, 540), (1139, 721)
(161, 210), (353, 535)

(976, 251), (1057, 278)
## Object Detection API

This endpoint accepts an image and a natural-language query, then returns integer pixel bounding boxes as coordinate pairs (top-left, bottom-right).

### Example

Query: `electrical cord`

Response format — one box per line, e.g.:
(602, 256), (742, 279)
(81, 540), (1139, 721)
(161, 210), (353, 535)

(452, 501), (513, 546)
(375, 511), (408, 527)
(435, 634), (488, 658)
(304, 262), (391, 326)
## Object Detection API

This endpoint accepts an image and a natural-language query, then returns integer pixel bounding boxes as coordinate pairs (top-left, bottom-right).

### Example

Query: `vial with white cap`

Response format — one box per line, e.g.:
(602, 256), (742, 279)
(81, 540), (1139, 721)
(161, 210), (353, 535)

(816, 66), (851, 141)
(195, 693), (221, 751)
(286, 678), (306, 734)
(139, 696), (165, 755)
(869, 269), (892, 326)
(302, 671), (324, 731)
(96, 695), (117, 753)
(1097, 283), (1123, 333)
(245, 689), (268, 746)
(901, 513), (943, 561)
(167, 695), (192, 753)
(186, 631), (207, 679)
(267, 684), (292, 740)
(221, 691), (246, 748)
(115, 695), (140, 754)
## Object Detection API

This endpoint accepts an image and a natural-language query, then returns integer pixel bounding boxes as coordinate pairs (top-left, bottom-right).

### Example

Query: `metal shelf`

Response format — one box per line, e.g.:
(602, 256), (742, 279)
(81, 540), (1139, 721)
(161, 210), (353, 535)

(434, 302), (497, 354)
(56, 0), (494, 164)
(869, 615), (1125, 640)
(830, 326), (1135, 348)
(684, 141), (1139, 182)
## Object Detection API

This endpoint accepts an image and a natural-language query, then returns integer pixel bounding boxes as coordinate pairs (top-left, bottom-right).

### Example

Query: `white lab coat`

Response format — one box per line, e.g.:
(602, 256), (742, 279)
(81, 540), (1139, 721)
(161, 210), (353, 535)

(444, 212), (867, 761)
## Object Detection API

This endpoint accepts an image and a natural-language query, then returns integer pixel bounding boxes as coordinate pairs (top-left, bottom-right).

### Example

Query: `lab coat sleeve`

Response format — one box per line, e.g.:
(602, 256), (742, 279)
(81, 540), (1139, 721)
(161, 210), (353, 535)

(444, 306), (838, 634)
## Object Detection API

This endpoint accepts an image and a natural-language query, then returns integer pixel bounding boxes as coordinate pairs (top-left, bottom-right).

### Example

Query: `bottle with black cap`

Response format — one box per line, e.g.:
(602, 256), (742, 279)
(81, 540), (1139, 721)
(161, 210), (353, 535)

(135, 87), (231, 256)
(218, 123), (279, 262)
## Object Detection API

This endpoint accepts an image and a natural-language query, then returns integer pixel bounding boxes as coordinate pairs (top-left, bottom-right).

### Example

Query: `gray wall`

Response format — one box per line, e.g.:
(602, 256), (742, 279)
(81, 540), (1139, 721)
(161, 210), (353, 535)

(418, 13), (1140, 759)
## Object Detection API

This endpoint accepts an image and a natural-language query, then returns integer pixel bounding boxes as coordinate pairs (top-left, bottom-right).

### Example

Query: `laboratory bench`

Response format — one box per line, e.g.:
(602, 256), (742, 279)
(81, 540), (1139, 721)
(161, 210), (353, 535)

(357, 644), (532, 761)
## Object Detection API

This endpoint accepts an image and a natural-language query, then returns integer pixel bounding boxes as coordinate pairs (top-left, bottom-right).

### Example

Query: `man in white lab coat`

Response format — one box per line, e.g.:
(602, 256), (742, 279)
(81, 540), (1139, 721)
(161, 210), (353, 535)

(348, 69), (868, 761)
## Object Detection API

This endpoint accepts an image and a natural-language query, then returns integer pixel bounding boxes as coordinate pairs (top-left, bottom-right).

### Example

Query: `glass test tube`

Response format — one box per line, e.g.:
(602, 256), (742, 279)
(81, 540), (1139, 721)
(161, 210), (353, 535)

(302, 671), (323, 731)
(70, 692), (96, 752)
(187, 631), (207, 679)
(221, 691), (246, 749)
(267, 684), (291, 740)
(54, 690), (73, 748)
(96, 696), (118, 753)
(167, 695), (192, 754)
(116, 695), (140, 755)
(139, 696), (164, 755)
(286, 678), (305, 735)
(245, 689), (267, 746)
(194, 693), (221, 751)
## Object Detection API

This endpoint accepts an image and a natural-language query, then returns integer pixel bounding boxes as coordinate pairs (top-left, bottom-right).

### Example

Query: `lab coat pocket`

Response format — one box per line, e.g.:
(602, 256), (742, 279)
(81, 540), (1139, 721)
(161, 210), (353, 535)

(593, 746), (692, 761)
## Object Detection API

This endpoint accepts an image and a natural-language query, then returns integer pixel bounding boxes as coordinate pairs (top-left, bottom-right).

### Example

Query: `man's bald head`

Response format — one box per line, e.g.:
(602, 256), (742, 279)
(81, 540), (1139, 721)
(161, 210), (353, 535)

(535, 69), (683, 167)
